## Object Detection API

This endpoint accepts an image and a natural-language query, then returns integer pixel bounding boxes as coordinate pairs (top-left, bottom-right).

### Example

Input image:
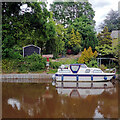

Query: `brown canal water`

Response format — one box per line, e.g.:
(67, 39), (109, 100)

(2, 80), (119, 118)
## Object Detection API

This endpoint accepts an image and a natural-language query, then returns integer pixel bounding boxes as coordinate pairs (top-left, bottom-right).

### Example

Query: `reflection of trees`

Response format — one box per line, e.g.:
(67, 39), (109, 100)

(97, 87), (118, 118)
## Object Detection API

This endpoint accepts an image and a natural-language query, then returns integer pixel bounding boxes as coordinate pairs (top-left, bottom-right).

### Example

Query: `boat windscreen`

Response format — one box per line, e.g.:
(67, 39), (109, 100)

(81, 64), (87, 68)
(70, 65), (80, 73)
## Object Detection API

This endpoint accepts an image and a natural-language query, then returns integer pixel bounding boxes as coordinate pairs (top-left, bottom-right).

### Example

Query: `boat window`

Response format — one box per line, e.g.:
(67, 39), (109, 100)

(93, 70), (102, 73)
(70, 65), (80, 73)
(85, 69), (90, 73)
(81, 64), (87, 68)
(59, 69), (71, 73)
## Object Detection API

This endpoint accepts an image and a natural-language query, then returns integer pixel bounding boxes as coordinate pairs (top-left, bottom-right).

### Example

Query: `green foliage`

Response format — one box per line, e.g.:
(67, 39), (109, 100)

(2, 2), (98, 60)
(50, 61), (62, 69)
(68, 28), (81, 48)
(24, 53), (46, 72)
(99, 64), (107, 71)
(68, 16), (98, 50)
(46, 69), (57, 74)
(97, 26), (112, 46)
(2, 2), (51, 58)
(2, 53), (46, 73)
(45, 13), (66, 58)
(50, 2), (95, 26)
(72, 44), (82, 55)
(95, 44), (113, 57)
(86, 59), (98, 68)
(96, 26), (119, 59)
(2, 59), (19, 73)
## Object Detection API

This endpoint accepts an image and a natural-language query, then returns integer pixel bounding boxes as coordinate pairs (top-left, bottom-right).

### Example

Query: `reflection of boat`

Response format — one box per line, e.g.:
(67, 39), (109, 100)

(56, 82), (115, 98)
(53, 64), (116, 82)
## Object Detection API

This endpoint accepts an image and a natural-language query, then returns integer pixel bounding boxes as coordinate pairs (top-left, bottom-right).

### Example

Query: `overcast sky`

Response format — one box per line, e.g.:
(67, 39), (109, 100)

(47, 0), (120, 32)
(89, 0), (119, 32)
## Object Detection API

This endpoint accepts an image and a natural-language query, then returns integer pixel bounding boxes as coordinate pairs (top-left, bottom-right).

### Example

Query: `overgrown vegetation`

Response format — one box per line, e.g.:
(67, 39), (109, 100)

(2, 53), (46, 73)
(2, 2), (97, 59)
(2, 53), (78, 73)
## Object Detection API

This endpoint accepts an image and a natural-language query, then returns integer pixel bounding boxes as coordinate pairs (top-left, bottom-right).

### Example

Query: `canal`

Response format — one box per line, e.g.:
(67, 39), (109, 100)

(2, 80), (119, 118)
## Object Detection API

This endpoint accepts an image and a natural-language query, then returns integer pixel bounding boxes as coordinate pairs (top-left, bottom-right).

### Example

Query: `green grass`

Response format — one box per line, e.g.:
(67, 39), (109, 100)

(46, 69), (57, 74)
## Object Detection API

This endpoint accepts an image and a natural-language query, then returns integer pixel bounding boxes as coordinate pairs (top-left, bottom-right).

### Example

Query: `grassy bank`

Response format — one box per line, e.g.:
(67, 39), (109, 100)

(2, 54), (78, 74)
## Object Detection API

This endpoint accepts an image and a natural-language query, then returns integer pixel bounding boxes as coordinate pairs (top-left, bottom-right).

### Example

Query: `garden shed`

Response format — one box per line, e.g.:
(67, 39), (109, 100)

(23, 45), (41, 57)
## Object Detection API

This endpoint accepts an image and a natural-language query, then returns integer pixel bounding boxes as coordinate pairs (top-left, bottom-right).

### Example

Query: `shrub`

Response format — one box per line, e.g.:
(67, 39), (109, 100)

(72, 45), (82, 55)
(24, 53), (46, 72)
(100, 64), (107, 71)
(78, 47), (98, 63)
(50, 61), (62, 69)
(2, 59), (18, 73)
(2, 53), (47, 73)
(29, 62), (45, 72)
(86, 59), (98, 68)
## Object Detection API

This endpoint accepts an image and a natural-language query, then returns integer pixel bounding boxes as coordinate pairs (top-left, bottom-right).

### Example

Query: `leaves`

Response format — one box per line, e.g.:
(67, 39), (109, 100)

(50, 2), (95, 27)
(78, 47), (98, 63)
(68, 16), (98, 50)
(95, 44), (117, 57)
(97, 26), (112, 46)
(68, 28), (81, 47)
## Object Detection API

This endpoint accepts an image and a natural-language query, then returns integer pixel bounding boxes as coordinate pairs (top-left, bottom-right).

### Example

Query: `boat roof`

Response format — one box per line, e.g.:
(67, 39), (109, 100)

(70, 64), (86, 65)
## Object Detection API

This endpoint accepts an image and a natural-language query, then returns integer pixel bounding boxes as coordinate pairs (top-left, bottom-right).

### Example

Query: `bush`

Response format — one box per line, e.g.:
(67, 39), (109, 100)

(2, 59), (18, 73)
(2, 53), (47, 73)
(72, 45), (81, 55)
(24, 53), (46, 72)
(100, 64), (107, 71)
(86, 59), (98, 68)
(78, 47), (98, 63)
(50, 61), (62, 69)
(29, 62), (45, 72)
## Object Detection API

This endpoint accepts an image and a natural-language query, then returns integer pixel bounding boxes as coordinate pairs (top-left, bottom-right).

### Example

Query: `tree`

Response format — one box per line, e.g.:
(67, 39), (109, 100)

(55, 24), (66, 56)
(78, 47), (98, 63)
(45, 12), (66, 58)
(68, 28), (81, 47)
(67, 28), (82, 54)
(2, 2), (50, 58)
(2, 2), (23, 58)
(99, 10), (119, 32)
(50, 2), (95, 27)
(68, 15), (98, 50)
(25, 2), (50, 52)
(97, 26), (112, 46)
(95, 26), (118, 58)
(95, 45), (112, 56)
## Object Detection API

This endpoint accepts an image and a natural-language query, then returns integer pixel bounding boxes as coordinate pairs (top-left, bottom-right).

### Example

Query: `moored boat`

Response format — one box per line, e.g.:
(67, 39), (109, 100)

(52, 64), (116, 82)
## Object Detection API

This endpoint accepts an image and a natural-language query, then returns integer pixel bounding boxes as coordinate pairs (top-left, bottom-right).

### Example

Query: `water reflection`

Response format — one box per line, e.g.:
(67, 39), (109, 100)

(94, 102), (104, 118)
(2, 80), (118, 118)
(55, 81), (116, 98)
(8, 98), (21, 110)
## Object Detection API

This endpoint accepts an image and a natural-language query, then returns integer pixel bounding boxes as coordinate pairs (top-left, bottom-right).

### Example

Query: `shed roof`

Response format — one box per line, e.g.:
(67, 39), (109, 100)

(23, 44), (41, 49)
(111, 30), (120, 39)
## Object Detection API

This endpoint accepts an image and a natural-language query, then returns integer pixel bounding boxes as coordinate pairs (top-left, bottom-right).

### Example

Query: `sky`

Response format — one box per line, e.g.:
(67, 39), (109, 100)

(89, 0), (119, 32)
(47, 0), (120, 32)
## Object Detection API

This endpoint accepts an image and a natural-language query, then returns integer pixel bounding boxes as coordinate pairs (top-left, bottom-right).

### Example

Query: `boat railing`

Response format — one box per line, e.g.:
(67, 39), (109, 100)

(105, 68), (116, 73)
